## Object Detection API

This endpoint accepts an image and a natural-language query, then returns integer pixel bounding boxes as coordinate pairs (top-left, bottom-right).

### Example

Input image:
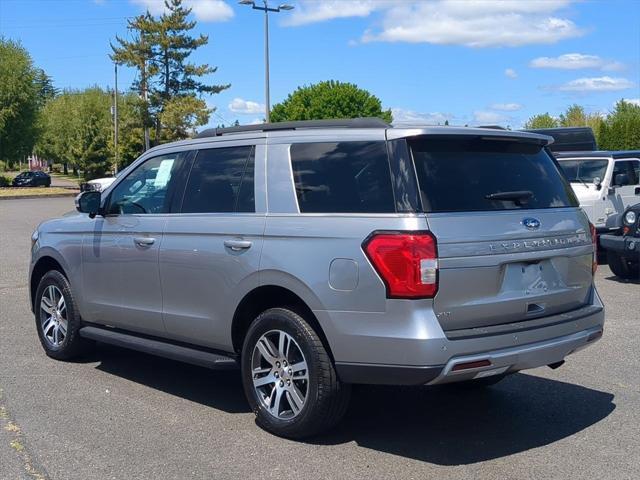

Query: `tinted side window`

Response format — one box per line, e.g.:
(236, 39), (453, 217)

(108, 153), (186, 215)
(290, 141), (395, 213)
(181, 146), (255, 213)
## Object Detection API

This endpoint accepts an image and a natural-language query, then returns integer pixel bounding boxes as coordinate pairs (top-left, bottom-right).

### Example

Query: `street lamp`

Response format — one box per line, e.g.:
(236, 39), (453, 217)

(239, 1), (295, 123)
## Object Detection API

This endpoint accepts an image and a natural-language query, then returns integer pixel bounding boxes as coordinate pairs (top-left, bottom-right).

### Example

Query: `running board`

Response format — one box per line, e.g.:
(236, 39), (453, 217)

(79, 326), (238, 370)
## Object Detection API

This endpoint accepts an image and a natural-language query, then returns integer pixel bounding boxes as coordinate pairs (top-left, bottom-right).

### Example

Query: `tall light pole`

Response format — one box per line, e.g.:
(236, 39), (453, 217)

(113, 62), (119, 175)
(239, 1), (294, 123)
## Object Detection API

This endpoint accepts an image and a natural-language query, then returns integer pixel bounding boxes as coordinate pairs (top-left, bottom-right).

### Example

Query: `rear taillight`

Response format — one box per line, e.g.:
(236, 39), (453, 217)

(363, 231), (438, 299)
(589, 222), (597, 275)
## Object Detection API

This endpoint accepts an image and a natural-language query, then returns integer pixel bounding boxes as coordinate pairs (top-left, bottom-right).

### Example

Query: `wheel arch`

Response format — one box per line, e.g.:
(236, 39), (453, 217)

(30, 255), (68, 312)
(231, 284), (334, 362)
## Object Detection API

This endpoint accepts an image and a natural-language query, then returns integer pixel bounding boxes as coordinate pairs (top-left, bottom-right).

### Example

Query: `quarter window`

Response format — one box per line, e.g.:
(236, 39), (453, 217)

(181, 146), (255, 213)
(290, 141), (395, 213)
(107, 153), (186, 215)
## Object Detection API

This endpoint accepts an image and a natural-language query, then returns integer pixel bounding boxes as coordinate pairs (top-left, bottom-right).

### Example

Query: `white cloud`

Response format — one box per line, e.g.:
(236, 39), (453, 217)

(131, 0), (233, 22)
(284, 0), (385, 26)
(490, 103), (522, 111)
(505, 68), (518, 79)
(556, 76), (635, 93)
(473, 111), (508, 125)
(391, 108), (453, 125)
(287, 1), (583, 48)
(228, 97), (265, 115)
(530, 53), (624, 71)
(620, 98), (640, 106)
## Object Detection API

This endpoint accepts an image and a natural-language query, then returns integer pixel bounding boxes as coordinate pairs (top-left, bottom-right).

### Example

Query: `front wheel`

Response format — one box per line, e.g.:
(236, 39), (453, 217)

(35, 270), (91, 360)
(608, 251), (639, 280)
(241, 308), (350, 439)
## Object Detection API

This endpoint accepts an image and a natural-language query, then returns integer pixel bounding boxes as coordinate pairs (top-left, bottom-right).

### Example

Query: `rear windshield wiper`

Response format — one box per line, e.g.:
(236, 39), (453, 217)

(485, 190), (533, 206)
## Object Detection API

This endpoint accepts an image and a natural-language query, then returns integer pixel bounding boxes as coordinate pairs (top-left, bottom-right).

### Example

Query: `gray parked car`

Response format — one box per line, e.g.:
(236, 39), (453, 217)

(29, 118), (604, 438)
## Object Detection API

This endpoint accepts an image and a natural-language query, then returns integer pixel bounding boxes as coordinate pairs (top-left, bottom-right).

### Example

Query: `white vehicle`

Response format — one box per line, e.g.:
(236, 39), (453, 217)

(556, 151), (640, 234)
(81, 176), (117, 192)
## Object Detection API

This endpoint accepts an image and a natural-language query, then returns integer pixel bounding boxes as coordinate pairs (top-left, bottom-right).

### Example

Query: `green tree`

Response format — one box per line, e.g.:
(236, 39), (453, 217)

(151, 0), (229, 141)
(523, 113), (559, 129)
(0, 38), (40, 167)
(111, 13), (157, 150)
(558, 104), (605, 146)
(599, 100), (640, 150)
(36, 88), (120, 179)
(270, 80), (393, 123)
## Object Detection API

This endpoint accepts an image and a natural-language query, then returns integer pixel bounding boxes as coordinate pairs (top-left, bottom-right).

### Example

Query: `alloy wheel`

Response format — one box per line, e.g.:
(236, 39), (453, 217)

(40, 285), (68, 347)
(251, 330), (309, 419)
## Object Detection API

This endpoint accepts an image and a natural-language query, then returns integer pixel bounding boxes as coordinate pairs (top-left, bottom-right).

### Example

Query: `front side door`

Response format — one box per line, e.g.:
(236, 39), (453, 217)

(82, 151), (189, 335)
(610, 159), (640, 212)
(160, 143), (265, 350)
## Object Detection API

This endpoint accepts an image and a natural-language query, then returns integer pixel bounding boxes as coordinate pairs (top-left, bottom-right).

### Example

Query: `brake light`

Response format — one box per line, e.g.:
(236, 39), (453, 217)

(363, 231), (438, 298)
(589, 222), (597, 275)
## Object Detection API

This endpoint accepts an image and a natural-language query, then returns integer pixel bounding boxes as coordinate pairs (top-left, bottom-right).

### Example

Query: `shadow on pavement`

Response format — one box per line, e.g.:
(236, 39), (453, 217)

(604, 274), (640, 285)
(316, 373), (615, 465)
(91, 345), (615, 465)
(93, 344), (250, 414)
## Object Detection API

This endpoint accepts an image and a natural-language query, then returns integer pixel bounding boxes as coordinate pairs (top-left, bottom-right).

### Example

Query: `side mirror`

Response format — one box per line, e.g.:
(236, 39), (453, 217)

(593, 176), (602, 190)
(75, 191), (102, 218)
(614, 173), (629, 187)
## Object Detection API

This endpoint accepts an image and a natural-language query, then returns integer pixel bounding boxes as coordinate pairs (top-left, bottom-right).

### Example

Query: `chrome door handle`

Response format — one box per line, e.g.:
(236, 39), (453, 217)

(134, 237), (156, 247)
(224, 239), (252, 251)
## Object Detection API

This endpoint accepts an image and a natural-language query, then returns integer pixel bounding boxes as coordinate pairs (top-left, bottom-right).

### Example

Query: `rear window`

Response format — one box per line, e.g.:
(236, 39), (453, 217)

(290, 141), (395, 213)
(409, 136), (579, 213)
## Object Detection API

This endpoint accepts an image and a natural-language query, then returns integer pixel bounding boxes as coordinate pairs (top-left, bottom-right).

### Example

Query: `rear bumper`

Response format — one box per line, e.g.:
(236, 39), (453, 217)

(600, 234), (639, 258)
(335, 325), (603, 386)
(324, 289), (605, 386)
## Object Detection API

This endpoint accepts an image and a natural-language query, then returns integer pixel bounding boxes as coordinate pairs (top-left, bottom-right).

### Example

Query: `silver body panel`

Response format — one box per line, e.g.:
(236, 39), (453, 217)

(30, 125), (604, 384)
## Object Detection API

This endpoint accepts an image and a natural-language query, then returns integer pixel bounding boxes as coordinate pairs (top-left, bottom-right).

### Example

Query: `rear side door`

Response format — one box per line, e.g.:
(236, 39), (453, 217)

(82, 151), (190, 335)
(404, 135), (594, 336)
(611, 159), (640, 211)
(159, 142), (265, 350)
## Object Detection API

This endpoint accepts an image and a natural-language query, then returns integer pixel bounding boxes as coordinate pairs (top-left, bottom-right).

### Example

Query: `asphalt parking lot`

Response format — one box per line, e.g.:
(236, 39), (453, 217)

(1, 197), (638, 480)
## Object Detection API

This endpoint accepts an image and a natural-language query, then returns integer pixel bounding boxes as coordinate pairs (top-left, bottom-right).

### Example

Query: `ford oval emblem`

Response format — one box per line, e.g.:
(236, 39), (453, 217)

(522, 218), (541, 230)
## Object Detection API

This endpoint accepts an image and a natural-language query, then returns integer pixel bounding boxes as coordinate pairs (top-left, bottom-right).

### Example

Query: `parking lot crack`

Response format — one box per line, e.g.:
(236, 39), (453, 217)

(0, 388), (49, 480)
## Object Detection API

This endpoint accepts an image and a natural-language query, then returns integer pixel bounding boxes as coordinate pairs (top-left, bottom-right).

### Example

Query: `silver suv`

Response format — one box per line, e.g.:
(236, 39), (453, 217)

(29, 118), (605, 438)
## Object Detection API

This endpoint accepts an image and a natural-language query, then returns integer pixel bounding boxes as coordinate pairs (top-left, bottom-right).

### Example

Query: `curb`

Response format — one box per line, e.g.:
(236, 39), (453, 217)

(0, 192), (78, 201)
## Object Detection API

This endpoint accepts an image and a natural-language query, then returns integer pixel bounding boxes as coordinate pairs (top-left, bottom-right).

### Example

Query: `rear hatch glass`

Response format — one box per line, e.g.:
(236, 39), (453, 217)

(409, 136), (579, 213)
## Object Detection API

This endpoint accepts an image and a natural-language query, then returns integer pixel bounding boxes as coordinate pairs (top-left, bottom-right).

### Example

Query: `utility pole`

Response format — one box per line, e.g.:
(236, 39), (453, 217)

(239, 1), (294, 123)
(113, 62), (119, 174)
(264, 5), (270, 123)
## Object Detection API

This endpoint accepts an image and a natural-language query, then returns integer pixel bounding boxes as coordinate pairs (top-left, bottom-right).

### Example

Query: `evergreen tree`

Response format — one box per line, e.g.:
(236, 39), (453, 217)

(152, 0), (229, 140)
(111, 13), (157, 150)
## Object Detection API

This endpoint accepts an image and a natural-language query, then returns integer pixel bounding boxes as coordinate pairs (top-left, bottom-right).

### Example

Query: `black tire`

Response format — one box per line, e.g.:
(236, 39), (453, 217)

(34, 270), (91, 360)
(241, 308), (351, 439)
(607, 251), (639, 280)
(446, 373), (509, 390)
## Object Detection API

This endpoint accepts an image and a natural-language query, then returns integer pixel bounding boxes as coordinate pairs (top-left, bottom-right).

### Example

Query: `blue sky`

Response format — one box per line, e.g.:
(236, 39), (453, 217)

(1, 0), (639, 129)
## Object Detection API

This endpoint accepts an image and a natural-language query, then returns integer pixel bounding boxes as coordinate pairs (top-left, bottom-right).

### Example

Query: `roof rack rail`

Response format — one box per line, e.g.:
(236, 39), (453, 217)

(196, 117), (390, 138)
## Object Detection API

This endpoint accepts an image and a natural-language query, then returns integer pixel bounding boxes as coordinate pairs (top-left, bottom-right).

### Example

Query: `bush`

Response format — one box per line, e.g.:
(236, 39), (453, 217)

(0, 160), (7, 172)
(0, 174), (12, 187)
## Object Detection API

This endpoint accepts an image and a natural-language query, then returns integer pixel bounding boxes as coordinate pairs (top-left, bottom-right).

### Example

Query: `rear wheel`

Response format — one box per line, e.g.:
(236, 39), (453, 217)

(608, 251), (639, 280)
(35, 270), (91, 360)
(241, 308), (350, 439)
